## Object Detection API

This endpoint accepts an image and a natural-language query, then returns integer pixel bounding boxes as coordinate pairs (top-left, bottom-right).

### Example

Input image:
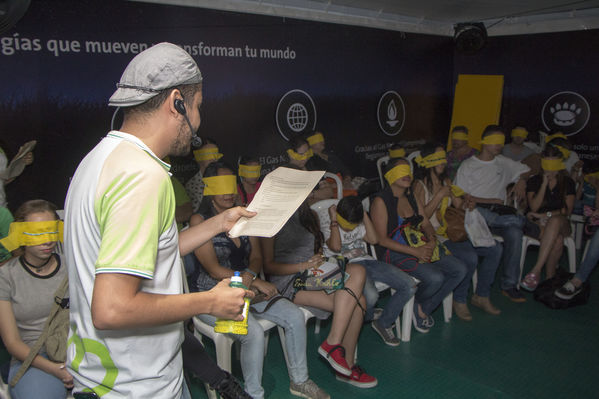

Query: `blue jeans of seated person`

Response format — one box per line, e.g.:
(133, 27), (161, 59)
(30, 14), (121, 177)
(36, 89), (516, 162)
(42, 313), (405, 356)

(445, 240), (503, 303)
(362, 275), (379, 322)
(475, 207), (525, 291)
(9, 353), (67, 399)
(385, 251), (467, 316)
(353, 259), (417, 328)
(575, 229), (599, 283)
(198, 298), (308, 399)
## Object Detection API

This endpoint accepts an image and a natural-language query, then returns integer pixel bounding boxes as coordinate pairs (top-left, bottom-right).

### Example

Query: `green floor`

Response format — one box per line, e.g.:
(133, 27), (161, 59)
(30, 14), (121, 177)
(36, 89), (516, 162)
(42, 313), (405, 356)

(2, 248), (597, 398)
(190, 248), (599, 399)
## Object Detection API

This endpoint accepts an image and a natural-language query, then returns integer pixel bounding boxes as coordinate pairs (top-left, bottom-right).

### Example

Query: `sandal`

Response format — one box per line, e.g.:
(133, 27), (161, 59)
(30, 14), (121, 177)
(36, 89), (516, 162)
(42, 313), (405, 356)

(520, 273), (539, 291)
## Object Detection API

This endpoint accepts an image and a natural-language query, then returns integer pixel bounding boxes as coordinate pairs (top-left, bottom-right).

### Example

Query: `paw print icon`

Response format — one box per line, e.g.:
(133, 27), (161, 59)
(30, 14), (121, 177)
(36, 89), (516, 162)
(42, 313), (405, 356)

(550, 102), (581, 127)
(542, 91), (589, 135)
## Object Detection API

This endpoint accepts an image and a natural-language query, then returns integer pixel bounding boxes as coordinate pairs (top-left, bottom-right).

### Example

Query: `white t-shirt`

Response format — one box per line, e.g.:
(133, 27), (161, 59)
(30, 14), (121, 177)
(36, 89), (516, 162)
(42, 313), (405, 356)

(564, 151), (580, 173)
(321, 221), (372, 262)
(455, 154), (530, 201)
(64, 131), (184, 398)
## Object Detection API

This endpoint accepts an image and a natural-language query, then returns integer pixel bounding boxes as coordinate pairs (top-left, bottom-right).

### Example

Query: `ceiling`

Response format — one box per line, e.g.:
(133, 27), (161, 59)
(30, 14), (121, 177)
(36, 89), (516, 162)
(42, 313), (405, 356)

(134, 0), (599, 36)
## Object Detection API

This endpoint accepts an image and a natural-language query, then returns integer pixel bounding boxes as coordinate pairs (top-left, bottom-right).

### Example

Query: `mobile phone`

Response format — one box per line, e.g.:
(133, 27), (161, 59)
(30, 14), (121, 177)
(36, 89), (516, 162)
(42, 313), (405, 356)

(73, 392), (100, 399)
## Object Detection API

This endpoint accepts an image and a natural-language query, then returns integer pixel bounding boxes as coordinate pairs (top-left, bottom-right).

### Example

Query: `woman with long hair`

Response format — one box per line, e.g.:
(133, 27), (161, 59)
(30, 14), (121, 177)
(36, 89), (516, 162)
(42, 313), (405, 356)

(413, 144), (502, 320)
(370, 158), (467, 332)
(520, 144), (576, 290)
(0, 199), (73, 398)
(262, 195), (377, 389)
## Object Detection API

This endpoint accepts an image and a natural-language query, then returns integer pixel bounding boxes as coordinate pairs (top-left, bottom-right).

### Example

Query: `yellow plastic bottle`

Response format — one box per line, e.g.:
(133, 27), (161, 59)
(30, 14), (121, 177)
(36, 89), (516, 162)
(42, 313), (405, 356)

(214, 271), (250, 335)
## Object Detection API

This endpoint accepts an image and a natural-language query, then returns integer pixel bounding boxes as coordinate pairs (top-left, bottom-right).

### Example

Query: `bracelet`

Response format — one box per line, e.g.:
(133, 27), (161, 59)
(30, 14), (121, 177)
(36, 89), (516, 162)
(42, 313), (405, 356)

(244, 268), (257, 280)
(330, 221), (338, 227)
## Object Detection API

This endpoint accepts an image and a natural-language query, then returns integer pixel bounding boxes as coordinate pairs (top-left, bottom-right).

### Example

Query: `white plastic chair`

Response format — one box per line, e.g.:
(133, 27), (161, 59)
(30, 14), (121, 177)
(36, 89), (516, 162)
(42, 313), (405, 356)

(323, 172), (343, 199)
(376, 155), (390, 189)
(518, 235), (577, 285)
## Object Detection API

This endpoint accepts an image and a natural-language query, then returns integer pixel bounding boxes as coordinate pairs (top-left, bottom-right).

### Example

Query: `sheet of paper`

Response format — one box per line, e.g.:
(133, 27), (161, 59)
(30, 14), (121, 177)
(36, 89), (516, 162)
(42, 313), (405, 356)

(228, 167), (325, 238)
(0, 140), (36, 180)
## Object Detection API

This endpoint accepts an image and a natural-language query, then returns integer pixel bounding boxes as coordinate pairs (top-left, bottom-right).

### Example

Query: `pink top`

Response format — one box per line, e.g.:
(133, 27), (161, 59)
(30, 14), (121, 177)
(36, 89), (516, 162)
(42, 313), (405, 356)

(238, 181), (261, 206)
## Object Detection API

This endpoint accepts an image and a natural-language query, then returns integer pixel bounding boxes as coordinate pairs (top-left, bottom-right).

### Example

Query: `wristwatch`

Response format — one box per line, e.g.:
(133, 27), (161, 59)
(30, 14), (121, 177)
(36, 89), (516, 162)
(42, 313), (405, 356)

(244, 268), (258, 280)
(546, 211), (552, 218)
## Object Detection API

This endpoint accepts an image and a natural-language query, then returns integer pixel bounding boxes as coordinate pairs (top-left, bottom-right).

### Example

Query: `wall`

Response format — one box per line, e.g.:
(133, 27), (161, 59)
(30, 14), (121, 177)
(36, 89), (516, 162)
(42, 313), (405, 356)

(0, 0), (453, 209)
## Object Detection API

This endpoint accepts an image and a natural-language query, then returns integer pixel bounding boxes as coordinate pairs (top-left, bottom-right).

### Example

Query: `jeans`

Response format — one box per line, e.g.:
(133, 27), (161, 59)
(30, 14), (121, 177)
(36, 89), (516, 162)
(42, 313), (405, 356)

(199, 297), (308, 399)
(384, 250), (467, 316)
(576, 230), (599, 282)
(445, 240), (503, 302)
(8, 354), (67, 399)
(476, 207), (525, 290)
(352, 259), (417, 329)
(362, 275), (379, 322)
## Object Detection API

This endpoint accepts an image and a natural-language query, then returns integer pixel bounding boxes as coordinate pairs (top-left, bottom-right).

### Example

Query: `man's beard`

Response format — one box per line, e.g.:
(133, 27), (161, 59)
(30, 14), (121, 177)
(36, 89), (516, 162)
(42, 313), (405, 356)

(170, 120), (192, 156)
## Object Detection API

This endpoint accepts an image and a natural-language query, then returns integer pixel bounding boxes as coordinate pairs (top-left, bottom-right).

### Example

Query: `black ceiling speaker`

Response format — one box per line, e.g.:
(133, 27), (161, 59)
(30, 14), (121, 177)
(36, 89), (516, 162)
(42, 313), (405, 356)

(0, 0), (31, 35)
(454, 22), (487, 54)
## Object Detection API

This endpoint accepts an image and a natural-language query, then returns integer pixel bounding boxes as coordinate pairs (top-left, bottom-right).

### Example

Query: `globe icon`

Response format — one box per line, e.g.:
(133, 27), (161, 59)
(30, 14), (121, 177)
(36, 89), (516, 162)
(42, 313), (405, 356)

(287, 103), (309, 132)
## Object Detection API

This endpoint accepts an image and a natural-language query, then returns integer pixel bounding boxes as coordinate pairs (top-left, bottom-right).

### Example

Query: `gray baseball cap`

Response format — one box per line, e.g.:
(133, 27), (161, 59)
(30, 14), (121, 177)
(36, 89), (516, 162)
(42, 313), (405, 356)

(108, 42), (203, 107)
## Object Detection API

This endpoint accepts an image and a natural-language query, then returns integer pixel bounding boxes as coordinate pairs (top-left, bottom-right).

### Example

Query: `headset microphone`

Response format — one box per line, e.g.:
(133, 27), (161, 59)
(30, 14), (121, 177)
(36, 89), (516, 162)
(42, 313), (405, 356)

(174, 98), (202, 146)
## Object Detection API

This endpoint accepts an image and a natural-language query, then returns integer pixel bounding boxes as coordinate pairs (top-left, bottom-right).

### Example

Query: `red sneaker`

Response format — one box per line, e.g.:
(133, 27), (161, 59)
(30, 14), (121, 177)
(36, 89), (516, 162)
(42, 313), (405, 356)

(318, 340), (351, 376)
(335, 365), (378, 388)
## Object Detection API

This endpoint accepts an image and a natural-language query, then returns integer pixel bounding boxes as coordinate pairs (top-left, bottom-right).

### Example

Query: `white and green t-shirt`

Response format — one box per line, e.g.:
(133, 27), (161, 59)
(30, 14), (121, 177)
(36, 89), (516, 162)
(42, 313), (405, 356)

(64, 131), (184, 398)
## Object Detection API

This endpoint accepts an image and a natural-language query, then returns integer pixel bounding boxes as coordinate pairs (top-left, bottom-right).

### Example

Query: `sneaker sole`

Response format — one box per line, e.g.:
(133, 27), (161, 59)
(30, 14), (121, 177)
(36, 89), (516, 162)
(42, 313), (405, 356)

(318, 346), (351, 376)
(335, 374), (378, 389)
(411, 313), (429, 334)
(371, 322), (400, 346)
(554, 290), (580, 300)
(289, 387), (330, 399)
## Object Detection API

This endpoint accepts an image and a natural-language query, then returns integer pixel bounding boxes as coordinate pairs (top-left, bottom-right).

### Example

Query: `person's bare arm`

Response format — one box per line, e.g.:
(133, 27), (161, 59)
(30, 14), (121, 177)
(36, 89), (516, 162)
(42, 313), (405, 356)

(325, 204), (342, 252)
(0, 301), (73, 388)
(91, 274), (251, 330)
(362, 212), (378, 245)
(179, 207), (256, 256)
(527, 175), (548, 213)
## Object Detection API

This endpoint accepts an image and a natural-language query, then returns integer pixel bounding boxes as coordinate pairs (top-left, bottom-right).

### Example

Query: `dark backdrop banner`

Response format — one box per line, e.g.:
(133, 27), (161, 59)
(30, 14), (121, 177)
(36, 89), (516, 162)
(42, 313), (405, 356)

(0, 0), (452, 209)
(454, 29), (599, 164)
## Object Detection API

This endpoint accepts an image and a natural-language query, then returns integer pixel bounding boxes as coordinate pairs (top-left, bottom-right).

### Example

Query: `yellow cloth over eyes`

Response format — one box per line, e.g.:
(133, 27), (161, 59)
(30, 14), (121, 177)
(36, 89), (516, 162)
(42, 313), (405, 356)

(0, 220), (63, 252)
(541, 158), (565, 171)
(452, 131), (468, 141)
(239, 164), (261, 178)
(414, 150), (447, 168)
(384, 164), (412, 185)
(388, 148), (406, 158)
(451, 185), (466, 197)
(511, 127), (528, 138)
(203, 175), (238, 196)
(585, 171), (599, 183)
(480, 133), (505, 146)
(545, 132), (568, 143)
(287, 148), (313, 161)
(194, 147), (223, 162)
(336, 213), (358, 231)
(554, 145), (571, 160)
(306, 133), (324, 146)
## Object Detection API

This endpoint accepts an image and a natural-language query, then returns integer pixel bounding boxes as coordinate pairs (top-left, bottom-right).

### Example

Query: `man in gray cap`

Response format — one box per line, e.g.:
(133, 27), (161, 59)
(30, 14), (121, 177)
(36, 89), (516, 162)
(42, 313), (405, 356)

(64, 42), (254, 399)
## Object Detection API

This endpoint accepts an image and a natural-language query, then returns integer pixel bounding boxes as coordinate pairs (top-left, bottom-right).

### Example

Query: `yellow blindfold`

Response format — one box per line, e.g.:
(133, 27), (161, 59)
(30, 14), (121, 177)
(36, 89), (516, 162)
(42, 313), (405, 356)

(287, 148), (313, 161)
(452, 131), (468, 141)
(554, 145), (571, 160)
(545, 132), (568, 143)
(451, 185), (465, 197)
(203, 175), (238, 196)
(384, 164), (412, 185)
(306, 133), (324, 146)
(584, 171), (599, 183)
(480, 134), (505, 146)
(415, 150), (447, 169)
(388, 148), (406, 159)
(238, 164), (261, 179)
(541, 158), (566, 171)
(336, 213), (358, 231)
(511, 127), (528, 138)
(194, 147), (223, 162)
(0, 220), (63, 252)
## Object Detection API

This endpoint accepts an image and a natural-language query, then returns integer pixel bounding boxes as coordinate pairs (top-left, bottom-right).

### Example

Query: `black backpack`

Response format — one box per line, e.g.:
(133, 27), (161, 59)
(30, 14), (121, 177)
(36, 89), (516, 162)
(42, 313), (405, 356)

(534, 268), (591, 309)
